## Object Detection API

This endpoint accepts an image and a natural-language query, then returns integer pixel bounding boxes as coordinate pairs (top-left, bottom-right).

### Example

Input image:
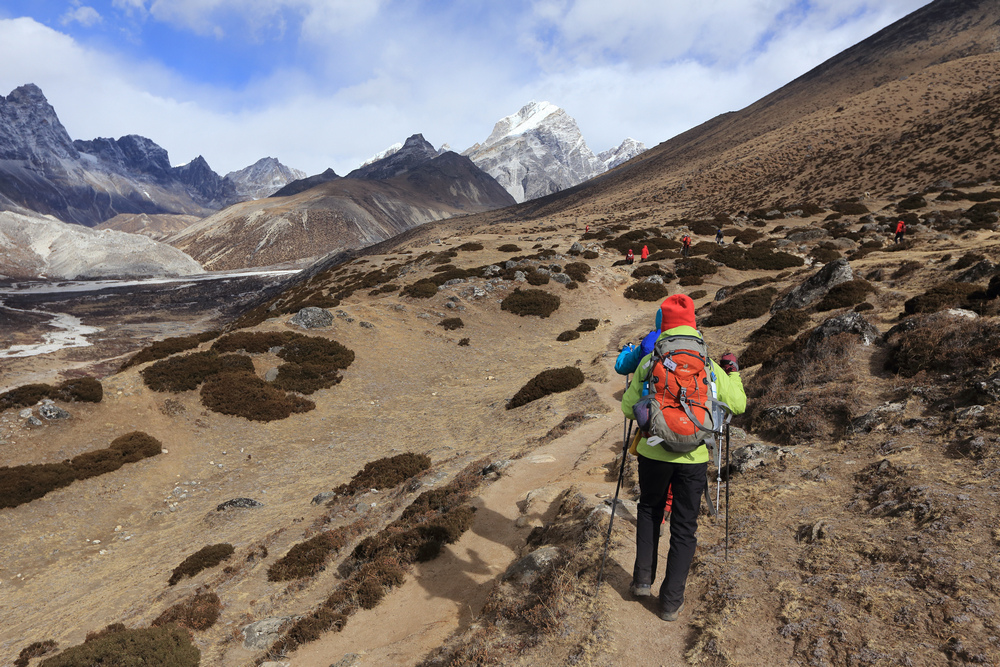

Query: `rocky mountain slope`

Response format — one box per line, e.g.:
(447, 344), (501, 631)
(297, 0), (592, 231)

(94, 213), (203, 242)
(0, 210), (203, 280)
(463, 101), (646, 203)
(167, 151), (515, 270)
(0, 85), (304, 227)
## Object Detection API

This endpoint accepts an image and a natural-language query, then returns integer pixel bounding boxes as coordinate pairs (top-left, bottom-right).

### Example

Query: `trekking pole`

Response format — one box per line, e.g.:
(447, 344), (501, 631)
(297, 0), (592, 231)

(725, 422), (731, 562)
(596, 419), (632, 593)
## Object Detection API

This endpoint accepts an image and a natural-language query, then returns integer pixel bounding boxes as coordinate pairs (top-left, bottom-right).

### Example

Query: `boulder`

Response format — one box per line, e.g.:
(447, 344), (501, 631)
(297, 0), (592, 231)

(502, 545), (562, 585)
(289, 307), (333, 329)
(971, 371), (1000, 402)
(242, 617), (292, 650)
(216, 497), (263, 511)
(729, 443), (797, 474)
(311, 491), (336, 505)
(761, 405), (802, 420)
(850, 401), (907, 433)
(807, 312), (882, 347)
(772, 259), (852, 312)
(568, 242), (584, 255)
(955, 259), (996, 283)
(39, 405), (70, 420)
(552, 272), (572, 284)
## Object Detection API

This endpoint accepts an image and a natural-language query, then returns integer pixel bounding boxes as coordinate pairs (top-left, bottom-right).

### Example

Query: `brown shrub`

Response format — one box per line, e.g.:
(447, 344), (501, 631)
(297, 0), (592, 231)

(333, 453), (432, 496)
(40, 625), (199, 666)
(152, 590), (222, 631)
(498, 244), (521, 252)
(169, 544), (235, 586)
(903, 282), (982, 314)
(810, 246), (842, 264)
(456, 242), (484, 251)
(886, 316), (1000, 377)
(557, 330), (580, 342)
(632, 263), (668, 279)
(564, 262), (591, 282)
(458, 338), (470, 346)
(675, 257), (717, 278)
(267, 523), (364, 581)
(508, 367), (585, 409)
(739, 336), (792, 369)
(201, 371), (315, 421)
(815, 280), (875, 311)
(948, 252), (986, 272)
(141, 351), (225, 393)
(832, 201), (869, 215)
(271, 363), (343, 395)
(0, 377), (104, 410)
(525, 269), (550, 286)
(278, 336), (354, 369)
(211, 331), (295, 354)
(501, 289), (560, 318)
(14, 640), (57, 667)
(0, 383), (50, 410)
(624, 282), (671, 301)
(688, 290), (708, 300)
(749, 309), (810, 340)
(120, 331), (220, 370)
(402, 280), (438, 298)
(582, 250), (599, 259)
(576, 318), (599, 332)
(702, 287), (777, 327)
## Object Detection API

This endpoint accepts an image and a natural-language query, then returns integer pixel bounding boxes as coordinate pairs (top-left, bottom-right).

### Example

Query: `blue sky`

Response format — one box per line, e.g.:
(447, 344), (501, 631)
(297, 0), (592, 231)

(0, 0), (930, 176)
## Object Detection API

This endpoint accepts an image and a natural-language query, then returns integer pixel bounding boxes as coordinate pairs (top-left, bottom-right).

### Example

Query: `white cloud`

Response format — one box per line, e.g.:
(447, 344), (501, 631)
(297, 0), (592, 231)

(61, 6), (103, 28)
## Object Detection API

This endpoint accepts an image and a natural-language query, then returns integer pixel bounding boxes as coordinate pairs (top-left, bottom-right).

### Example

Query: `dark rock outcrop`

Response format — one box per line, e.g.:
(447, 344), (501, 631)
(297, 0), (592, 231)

(772, 259), (853, 312)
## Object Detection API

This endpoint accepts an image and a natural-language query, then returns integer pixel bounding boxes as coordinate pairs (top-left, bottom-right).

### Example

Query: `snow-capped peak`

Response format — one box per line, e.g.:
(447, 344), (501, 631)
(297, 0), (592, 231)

(360, 142), (403, 168)
(482, 101), (561, 148)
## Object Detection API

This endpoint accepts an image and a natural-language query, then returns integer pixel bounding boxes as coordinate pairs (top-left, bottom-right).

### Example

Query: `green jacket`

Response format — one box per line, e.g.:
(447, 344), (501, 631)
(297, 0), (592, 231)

(620, 326), (747, 464)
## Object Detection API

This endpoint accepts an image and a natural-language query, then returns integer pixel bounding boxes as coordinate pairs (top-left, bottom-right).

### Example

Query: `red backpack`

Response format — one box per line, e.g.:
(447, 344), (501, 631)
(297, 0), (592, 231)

(633, 334), (729, 453)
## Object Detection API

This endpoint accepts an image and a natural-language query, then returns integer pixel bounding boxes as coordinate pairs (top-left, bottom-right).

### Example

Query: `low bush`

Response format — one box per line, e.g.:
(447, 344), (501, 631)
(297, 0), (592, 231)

(278, 336), (354, 369)
(201, 371), (315, 421)
(456, 242), (484, 251)
(678, 275), (704, 286)
(497, 244), (521, 252)
(169, 544), (235, 586)
(152, 590), (222, 631)
(810, 247), (842, 264)
(886, 316), (1000, 377)
(903, 282), (983, 314)
(632, 263), (667, 279)
(508, 367), (585, 409)
(0, 377), (104, 410)
(141, 351), (228, 393)
(675, 257), (717, 278)
(120, 331), (220, 370)
(271, 363), (343, 395)
(557, 330), (580, 342)
(267, 522), (365, 581)
(732, 229), (762, 245)
(815, 280), (875, 311)
(564, 262), (591, 283)
(438, 317), (464, 331)
(501, 289), (560, 318)
(333, 453), (432, 496)
(0, 431), (162, 509)
(525, 269), (550, 286)
(739, 336), (792, 369)
(688, 290), (708, 300)
(948, 252), (986, 272)
(39, 624), (199, 666)
(891, 261), (922, 279)
(749, 309), (810, 340)
(896, 194), (927, 211)
(14, 640), (57, 667)
(832, 201), (869, 215)
(458, 338), (470, 346)
(624, 281), (671, 302)
(402, 280), (439, 298)
(702, 287), (778, 327)
(576, 318), (599, 332)
(582, 250), (599, 259)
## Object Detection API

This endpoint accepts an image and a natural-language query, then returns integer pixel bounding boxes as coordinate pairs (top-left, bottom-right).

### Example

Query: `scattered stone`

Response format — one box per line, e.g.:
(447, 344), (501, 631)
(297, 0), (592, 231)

(941, 308), (978, 320)
(807, 311), (882, 347)
(264, 368), (279, 382)
(359, 321), (375, 329)
(568, 242), (584, 255)
(160, 399), (185, 416)
(472, 287), (487, 298)
(289, 307), (334, 329)
(955, 405), (986, 420)
(39, 405), (70, 420)
(954, 259), (996, 283)
(216, 498), (263, 511)
(502, 545), (562, 585)
(971, 371), (1000, 402)
(590, 497), (638, 522)
(514, 270), (527, 282)
(761, 405), (802, 420)
(771, 258), (853, 312)
(482, 460), (512, 477)
(850, 401), (906, 433)
(802, 465), (832, 482)
(18, 409), (32, 419)
(26, 416), (43, 427)
(330, 654), (361, 667)
(552, 272), (572, 284)
(483, 264), (502, 277)
(393, 303), (406, 311)
(729, 443), (797, 474)
(311, 491), (337, 505)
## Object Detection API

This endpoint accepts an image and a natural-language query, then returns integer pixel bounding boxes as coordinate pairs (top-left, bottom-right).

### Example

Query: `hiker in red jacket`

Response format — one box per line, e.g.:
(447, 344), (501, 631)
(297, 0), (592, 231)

(681, 235), (691, 257)
(626, 248), (634, 265)
(895, 220), (906, 244)
(641, 245), (650, 261)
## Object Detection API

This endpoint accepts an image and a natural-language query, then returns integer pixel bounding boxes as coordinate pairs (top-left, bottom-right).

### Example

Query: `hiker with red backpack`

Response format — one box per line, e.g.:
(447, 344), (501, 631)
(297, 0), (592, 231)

(681, 235), (691, 257)
(621, 294), (746, 622)
(626, 248), (635, 264)
(895, 219), (906, 244)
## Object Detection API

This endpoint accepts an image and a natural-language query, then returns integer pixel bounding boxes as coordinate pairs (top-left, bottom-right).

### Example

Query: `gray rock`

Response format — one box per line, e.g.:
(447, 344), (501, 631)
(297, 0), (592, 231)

(714, 287), (729, 301)
(941, 308), (978, 320)
(39, 405), (70, 420)
(330, 654), (361, 667)
(786, 228), (828, 243)
(472, 287), (487, 298)
(590, 497), (638, 522)
(243, 618), (292, 650)
(216, 497), (263, 511)
(972, 372), (1000, 402)
(26, 416), (43, 427)
(443, 278), (466, 286)
(514, 270), (527, 282)
(643, 274), (665, 284)
(359, 321), (375, 329)
(850, 401), (906, 433)
(956, 405), (986, 419)
(19, 408), (33, 419)
(505, 260), (518, 269)
(289, 307), (334, 329)
(483, 264), (502, 277)
(772, 259), (853, 312)
(393, 303), (406, 311)
(311, 491), (336, 505)
(264, 368), (279, 382)
(729, 443), (797, 474)
(568, 242), (584, 255)
(502, 545), (562, 585)
(552, 272), (572, 284)
(807, 312), (882, 347)
(761, 405), (802, 420)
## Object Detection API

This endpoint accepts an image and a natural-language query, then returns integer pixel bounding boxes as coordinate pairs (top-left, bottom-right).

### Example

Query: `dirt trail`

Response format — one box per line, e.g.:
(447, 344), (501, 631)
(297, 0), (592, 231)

(291, 371), (692, 667)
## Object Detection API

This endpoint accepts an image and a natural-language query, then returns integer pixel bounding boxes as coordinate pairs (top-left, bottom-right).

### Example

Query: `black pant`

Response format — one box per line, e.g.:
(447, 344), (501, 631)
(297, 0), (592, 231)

(633, 455), (706, 610)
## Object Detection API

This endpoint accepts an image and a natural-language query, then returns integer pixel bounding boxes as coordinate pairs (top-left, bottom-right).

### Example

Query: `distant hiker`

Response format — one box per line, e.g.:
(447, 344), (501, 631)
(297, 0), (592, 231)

(641, 245), (650, 261)
(621, 295), (746, 622)
(681, 235), (691, 257)
(626, 248), (635, 265)
(715, 228), (724, 245)
(895, 219), (906, 244)
(586, 225), (590, 233)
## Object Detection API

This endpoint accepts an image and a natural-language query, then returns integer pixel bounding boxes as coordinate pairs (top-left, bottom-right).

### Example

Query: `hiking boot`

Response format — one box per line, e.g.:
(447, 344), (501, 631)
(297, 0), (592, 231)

(629, 582), (652, 598)
(660, 602), (685, 622)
